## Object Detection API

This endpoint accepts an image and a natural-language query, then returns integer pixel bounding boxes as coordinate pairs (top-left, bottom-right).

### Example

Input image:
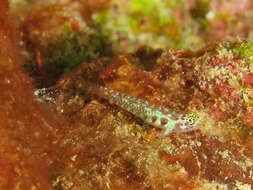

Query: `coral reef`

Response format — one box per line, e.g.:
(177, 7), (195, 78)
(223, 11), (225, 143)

(10, 0), (253, 87)
(93, 0), (253, 53)
(93, 0), (203, 52)
(13, 0), (113, 87)
(1, 0), (253, 190)
(190, 41), (253, 139)
(48, 45), (253, 189)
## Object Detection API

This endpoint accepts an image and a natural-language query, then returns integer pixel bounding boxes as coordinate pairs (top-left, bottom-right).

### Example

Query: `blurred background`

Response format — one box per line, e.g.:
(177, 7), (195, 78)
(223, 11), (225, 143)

(9, 0), (253, 86)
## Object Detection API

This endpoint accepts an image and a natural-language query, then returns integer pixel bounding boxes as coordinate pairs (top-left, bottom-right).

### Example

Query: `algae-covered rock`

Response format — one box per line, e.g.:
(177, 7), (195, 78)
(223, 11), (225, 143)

(1, 1), (253, 190)
(15, 0), (113, 87)
(49, 40), (253, 189)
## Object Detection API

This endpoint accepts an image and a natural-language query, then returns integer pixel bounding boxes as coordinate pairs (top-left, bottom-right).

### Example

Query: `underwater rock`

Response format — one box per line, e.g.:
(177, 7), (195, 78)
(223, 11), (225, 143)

(50, 44), (253, 189)
(1, 1), (253, 189)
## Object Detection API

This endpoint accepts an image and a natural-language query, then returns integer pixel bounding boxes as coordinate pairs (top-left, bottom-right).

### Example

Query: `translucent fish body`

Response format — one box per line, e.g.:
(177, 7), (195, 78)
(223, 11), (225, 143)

(97, 86), (199, 135)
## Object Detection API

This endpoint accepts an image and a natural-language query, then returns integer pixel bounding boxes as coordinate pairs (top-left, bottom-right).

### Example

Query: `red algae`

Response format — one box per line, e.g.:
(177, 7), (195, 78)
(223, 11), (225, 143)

(0, 1), (68, 189)
(244, 142), (253, 159)
(161, 134), (253, 188)
(2, 1), (253, 189)
(0, 1), (252, 190)
(48, 46), (253, 189)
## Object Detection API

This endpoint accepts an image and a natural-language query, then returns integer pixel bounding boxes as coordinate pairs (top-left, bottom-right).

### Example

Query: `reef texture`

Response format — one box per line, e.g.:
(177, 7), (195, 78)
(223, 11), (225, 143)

(1, 1), (253, 190)
(0, 1), (68, 189)
(10, 0), (253, 89)
(93, 0), (253, 53)
(46, 44), (253, 190)
(14, 0), (113, 87)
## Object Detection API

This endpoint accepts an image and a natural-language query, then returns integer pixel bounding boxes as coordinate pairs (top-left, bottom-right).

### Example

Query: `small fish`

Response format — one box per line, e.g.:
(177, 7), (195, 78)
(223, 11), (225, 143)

(97, 86), (200, 135)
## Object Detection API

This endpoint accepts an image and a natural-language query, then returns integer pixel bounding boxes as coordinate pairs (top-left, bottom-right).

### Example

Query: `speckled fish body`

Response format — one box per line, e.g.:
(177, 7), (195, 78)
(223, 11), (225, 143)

(98, 86), (199, 135)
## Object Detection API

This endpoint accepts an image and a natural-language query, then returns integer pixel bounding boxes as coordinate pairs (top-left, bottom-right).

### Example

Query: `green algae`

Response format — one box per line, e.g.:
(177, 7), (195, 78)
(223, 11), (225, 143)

(93, 0), (203, 52)
(44, 22), (112, 74)
(190, 0), (211, 31)
(224, 40), (253, 64)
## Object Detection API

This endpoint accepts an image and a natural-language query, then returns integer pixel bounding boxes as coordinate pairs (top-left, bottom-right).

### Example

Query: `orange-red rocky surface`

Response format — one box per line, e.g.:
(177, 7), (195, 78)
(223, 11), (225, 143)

(205, 0), (253, 42)
(0, 1), (67, 189)
(1, 1), (253, 190)
(50, 47), (253, 189)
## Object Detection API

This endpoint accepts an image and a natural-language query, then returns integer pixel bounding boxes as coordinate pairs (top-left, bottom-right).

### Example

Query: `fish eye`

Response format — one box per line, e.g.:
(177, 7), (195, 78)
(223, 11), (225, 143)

(185, 113), (198, 125)
(189, 118), (194, 124)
